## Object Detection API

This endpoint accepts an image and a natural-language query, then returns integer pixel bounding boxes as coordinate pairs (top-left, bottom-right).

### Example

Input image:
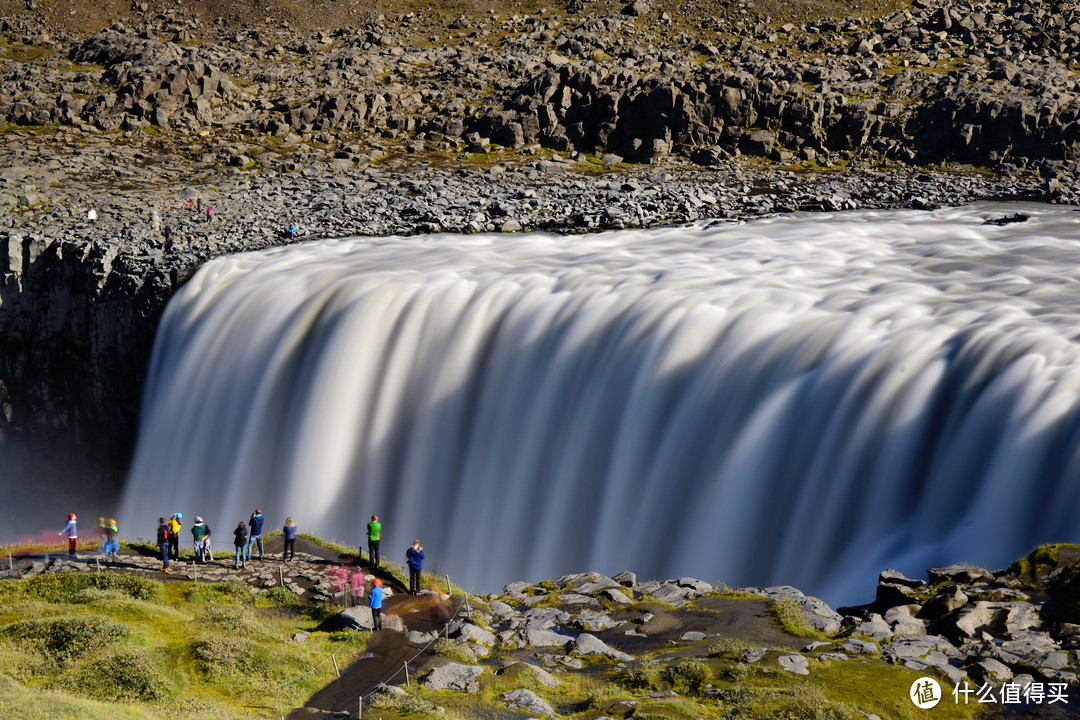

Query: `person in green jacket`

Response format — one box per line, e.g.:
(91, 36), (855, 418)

(366, 514), (381, 568)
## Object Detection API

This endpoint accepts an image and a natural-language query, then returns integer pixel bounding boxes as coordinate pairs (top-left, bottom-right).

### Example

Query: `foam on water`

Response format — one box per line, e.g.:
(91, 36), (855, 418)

(119, 203), (1080, 604)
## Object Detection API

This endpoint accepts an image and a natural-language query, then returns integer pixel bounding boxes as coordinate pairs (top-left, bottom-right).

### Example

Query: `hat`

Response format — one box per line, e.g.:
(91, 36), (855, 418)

(373, 578), (382, 586)
(175, 513), (182, 520)
(195, 516), (203, 523)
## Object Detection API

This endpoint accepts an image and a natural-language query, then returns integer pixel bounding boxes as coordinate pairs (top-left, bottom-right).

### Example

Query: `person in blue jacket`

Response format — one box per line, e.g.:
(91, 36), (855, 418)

(369, 578), (383, 631)
(406, 539), (424, 595)
(246, 508), (264, 561)
(282, 516), (297, 561)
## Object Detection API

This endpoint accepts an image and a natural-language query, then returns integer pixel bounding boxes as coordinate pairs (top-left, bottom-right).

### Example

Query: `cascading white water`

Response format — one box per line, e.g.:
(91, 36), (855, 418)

(120, 203), (1080, 605)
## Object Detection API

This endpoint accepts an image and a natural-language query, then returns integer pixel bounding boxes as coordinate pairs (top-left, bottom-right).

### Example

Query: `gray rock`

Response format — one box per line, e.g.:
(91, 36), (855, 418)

(571, 633), (634, 662)
(741, 647), (769, 663)
(779, 654), (810, 675)
(454, 623), (497, 647)
(500, 688), (554, 716)
(422, 662), (484, 692)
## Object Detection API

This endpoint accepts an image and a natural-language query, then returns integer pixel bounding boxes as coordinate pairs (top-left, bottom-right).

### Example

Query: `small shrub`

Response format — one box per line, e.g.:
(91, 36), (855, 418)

(2, 615), (129, 664)
(619, 660), (660, 691)
(199, 603), (260, 635)
(663, 658), (708, 696)
(260, 586), (303, 608)
(371, 693), (439, 714)
(81, 649), (172, 701)
(433, 638), (477, 663)
(24, 573), (158, 602)
(185, 581), (255, 606)
(769, 686), (863, 720)
(191, 635), (267, 678)
(708, 636), (751, 659)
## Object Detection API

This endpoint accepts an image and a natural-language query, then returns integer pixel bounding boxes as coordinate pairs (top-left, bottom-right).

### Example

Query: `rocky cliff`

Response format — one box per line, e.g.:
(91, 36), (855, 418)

(0, 0), (1078, 525)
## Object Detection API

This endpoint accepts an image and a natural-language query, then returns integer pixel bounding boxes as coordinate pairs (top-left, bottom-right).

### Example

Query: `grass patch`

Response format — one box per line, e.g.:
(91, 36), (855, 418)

(769, 598), (828, 640)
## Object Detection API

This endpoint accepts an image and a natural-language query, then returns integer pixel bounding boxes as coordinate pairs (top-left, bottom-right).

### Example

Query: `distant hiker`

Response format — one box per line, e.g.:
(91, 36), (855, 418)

(367, 514), (382, 568)
(406, 539), (424, 595)
(168, 513), (183, 560)
(163, 224), (173, 252)
(201, 519), (213, 561)
(246, 508), (264, 561)
(151, 208), (161, 232)
(191, 516), (209, 563)
(233, 521), (248, 569)
(283, 517), (297, 561)
(97, 516), (109, 551)
(119, 224), (131, 242)
(196, 197), (202, 214)
(103, 518), (119, 564)
(369, 578), (383, 630)
(157, 517), (170, 572)
(287, 223), (297, 239)
(58, 513), (77, 558)
(187, 234), (193, 253)
(87, 208), (97, 221)
(205, 205), (213, 223)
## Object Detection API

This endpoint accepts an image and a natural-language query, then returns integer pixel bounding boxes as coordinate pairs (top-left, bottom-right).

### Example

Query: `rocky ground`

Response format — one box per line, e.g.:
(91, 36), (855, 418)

(9, 539), (1080, 718)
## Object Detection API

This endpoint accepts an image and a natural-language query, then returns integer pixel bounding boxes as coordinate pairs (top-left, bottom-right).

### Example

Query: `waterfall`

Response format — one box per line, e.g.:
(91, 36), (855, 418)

(119, 203), (1080, 605)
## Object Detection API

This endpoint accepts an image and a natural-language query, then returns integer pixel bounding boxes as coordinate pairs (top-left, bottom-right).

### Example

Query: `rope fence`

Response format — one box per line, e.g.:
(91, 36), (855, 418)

(274, 589), (474, 720)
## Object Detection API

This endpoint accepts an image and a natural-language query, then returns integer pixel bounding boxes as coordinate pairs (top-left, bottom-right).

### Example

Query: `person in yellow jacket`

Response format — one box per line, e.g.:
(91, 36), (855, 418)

(167, 513), (183, 561)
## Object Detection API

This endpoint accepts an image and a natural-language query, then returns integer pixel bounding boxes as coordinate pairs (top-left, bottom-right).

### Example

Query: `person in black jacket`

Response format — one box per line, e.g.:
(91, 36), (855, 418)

(233, 522), (248, 569)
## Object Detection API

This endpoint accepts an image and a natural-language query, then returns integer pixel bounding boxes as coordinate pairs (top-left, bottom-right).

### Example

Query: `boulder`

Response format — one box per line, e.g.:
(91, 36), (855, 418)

(571, 633), (634, 662)
(422, 662), (484, 692)
(454, 623), (497, 647)
(779, 654), (810, 675)
(500, 688), (555, 716)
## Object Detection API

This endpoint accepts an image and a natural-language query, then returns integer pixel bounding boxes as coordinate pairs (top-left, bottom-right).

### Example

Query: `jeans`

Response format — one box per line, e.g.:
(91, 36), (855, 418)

(234, 546), (244, 567)
(160, 544), (169, 569)
(245, 534), (262, 560)
(409, 567), (422, 594)
(368, 540), (380, 567)
(283, 538), (295, 560)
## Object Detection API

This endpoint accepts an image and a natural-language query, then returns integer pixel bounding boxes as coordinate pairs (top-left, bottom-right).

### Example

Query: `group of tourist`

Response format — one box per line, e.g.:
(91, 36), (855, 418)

(57, 510), (427, 611)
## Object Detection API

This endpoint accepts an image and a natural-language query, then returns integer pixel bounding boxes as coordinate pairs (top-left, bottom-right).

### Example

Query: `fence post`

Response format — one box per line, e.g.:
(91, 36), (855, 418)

(359, 695), (363, 718)
(332, 653), (340, 677)
(444, 574), (451, 596)
(7, 553), (11, 571)
(279, 565), (284, 587)
(404, 660), (410, 687)
(465, 592), (472, 620)
(275, 686), (282, 720)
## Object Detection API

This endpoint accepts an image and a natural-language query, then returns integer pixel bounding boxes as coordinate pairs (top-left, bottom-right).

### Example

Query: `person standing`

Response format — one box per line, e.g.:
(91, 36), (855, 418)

(157, 517), (170, 572)
(205, 205), (213, 223)
(406, 539), (424, 595)
(369, 578), (383, 631)
(233, 522), (248, 569)
(246, 508), (264, 561)
(366, 514), (381, 568)
(196, 197), (202, 214)
(102, 518), (119, 564)
(282, 517), (297, 561)
(168, 513), (183, 560)
(201, 519), (213, 561)
(58, 513), (78, 558)
(191, 517), (208, 563)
